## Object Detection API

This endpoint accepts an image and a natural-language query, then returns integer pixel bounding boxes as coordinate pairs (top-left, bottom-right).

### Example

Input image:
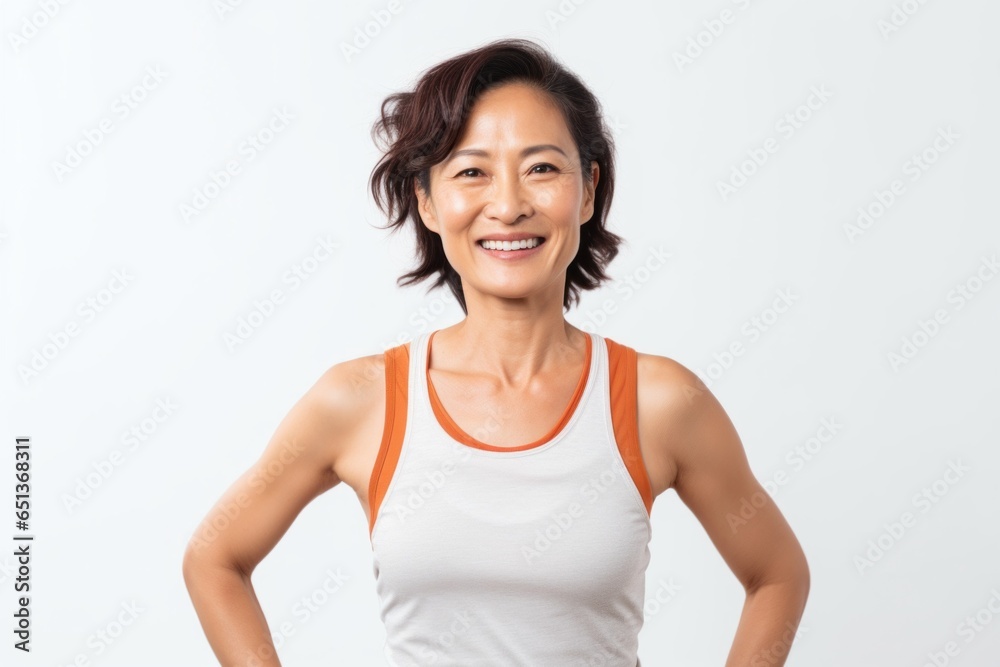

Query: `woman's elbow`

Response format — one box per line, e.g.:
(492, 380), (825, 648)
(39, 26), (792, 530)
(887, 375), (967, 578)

(182, 536), (233, 588)
(783, 549), (811, 613)
(181, 540), (209, 588)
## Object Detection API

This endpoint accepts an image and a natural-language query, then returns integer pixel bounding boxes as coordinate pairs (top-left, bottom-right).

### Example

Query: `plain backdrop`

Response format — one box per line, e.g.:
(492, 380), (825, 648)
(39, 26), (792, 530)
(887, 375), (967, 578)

(1, 1), (999, 665)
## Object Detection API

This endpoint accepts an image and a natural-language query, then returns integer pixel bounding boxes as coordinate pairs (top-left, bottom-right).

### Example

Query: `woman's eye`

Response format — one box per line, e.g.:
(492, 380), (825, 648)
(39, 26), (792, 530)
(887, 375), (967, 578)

(455, 165), (557, 178)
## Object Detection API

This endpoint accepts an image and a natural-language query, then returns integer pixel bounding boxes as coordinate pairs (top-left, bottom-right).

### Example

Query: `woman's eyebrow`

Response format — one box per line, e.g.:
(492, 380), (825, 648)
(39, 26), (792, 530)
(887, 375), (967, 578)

(445, 144), (568, 164)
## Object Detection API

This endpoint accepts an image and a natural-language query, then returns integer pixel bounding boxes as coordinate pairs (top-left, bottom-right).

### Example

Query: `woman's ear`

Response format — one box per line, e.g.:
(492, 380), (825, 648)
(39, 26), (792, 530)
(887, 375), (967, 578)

(581, 161), (599, 224)
(414, 178), (439, 233)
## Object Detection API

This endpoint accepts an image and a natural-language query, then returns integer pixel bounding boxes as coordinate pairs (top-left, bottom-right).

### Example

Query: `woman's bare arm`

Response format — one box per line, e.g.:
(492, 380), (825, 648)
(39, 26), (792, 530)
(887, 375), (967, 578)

(182, 358), (376, 666)
(638, 354), (810, 667)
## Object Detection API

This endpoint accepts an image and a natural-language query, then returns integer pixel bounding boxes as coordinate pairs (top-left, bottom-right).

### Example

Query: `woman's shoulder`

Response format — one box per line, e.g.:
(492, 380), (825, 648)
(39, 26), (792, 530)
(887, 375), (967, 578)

(602, 335), (707, 402)
(634, 350), (706, 398)
(628, 348), (708, 422)
(308, 351), (393, 417)
(297, 351), (396, 474)
(309, 339), (416, 416)
(625, 347), (723, 496)
(272, 351), (392, 454)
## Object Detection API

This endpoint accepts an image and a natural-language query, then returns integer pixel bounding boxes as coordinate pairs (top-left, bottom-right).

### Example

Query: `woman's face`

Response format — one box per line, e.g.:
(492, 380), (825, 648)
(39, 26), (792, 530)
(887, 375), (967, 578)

(415, 82), (598, 310)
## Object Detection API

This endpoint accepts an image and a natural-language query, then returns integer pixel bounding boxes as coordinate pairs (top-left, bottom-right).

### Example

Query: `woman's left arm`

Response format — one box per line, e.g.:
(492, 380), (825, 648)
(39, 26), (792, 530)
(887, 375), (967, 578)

(637, 354), (810, 667)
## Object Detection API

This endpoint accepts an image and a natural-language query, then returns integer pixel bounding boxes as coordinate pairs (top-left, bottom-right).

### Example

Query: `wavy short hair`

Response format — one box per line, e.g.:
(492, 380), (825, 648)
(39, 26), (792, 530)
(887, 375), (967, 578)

(369, 38), (622, 314)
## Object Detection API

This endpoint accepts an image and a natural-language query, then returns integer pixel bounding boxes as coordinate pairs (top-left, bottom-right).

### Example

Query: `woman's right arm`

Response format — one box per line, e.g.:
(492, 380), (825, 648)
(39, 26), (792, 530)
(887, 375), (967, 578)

(181, 358), (376, 666)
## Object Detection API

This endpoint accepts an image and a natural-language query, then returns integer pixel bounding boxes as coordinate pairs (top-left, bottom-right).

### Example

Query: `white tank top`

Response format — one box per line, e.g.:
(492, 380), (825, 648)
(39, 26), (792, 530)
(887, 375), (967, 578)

(368, 329), (654, 666)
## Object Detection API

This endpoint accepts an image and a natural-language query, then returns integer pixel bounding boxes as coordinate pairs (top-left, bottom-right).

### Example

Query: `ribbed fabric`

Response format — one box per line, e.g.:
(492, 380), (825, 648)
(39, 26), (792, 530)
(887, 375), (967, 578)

(369, 330), (652, 666)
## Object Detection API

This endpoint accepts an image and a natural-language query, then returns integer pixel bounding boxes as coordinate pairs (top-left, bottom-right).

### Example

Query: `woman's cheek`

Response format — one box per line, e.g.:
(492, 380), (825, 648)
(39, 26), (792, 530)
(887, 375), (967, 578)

(535, 181), (577, 216)
(439, 190), (478, 223)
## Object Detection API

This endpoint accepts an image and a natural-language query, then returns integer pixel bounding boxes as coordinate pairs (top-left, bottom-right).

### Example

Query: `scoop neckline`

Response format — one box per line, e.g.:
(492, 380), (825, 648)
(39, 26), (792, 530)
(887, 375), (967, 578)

(424, 329), (593, 452)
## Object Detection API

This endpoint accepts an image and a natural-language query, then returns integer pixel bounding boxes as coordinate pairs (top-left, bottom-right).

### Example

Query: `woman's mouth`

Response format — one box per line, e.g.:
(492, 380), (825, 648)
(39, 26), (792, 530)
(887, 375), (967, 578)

(476, 237), (546, 259)
(478, 237), (543, 251)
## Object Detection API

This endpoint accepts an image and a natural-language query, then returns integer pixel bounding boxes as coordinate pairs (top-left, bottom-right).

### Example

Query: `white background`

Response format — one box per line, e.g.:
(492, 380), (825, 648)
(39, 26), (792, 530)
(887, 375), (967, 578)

(2, 1), (999, 665)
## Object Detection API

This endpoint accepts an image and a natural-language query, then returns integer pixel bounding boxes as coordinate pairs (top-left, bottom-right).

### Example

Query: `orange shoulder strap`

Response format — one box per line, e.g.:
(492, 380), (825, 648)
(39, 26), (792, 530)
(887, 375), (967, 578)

(368, 341), (410, 537)
(605, 337), (653, 516)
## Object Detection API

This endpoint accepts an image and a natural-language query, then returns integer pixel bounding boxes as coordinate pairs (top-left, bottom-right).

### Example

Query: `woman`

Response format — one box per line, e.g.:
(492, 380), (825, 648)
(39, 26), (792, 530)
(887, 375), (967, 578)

(183, 38), (810, 666)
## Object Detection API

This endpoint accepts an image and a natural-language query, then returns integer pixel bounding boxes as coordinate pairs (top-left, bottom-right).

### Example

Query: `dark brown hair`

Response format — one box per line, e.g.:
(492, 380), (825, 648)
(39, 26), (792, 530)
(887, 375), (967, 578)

(369, 38), (623, 314)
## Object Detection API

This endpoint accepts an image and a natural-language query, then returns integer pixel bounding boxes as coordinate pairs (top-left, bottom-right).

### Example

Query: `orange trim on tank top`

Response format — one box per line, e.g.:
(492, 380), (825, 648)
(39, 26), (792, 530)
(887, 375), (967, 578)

(426, 330), (592, 452)
(368, 342), (409, 538)
(605, 337), (653, 516)
(368, 334), (654, 540)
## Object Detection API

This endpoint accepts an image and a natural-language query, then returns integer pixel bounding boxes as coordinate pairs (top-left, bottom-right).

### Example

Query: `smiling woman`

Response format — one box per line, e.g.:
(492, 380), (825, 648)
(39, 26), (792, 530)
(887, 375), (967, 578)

(182, 37), (809, 667)
(368, 40), (622, 316)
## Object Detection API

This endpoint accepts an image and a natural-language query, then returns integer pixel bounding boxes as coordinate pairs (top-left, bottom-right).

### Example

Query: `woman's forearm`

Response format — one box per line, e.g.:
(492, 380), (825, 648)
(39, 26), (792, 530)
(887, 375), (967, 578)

(183, 554), (281, 667)
(723, 578), (809, 667)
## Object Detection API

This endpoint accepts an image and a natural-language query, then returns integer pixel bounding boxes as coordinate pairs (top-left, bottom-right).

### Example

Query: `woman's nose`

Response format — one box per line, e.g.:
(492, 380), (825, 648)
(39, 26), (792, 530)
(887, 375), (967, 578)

(485, 173), (532, 223)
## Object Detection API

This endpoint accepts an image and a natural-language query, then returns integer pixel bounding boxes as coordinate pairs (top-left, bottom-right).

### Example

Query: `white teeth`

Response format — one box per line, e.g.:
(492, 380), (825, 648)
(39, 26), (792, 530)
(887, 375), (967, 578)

(480, 237), (542, 251)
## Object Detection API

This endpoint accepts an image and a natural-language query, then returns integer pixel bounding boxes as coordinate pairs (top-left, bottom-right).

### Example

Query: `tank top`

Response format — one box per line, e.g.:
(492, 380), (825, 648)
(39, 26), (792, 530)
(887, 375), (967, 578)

(367, 329), (655, 666)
